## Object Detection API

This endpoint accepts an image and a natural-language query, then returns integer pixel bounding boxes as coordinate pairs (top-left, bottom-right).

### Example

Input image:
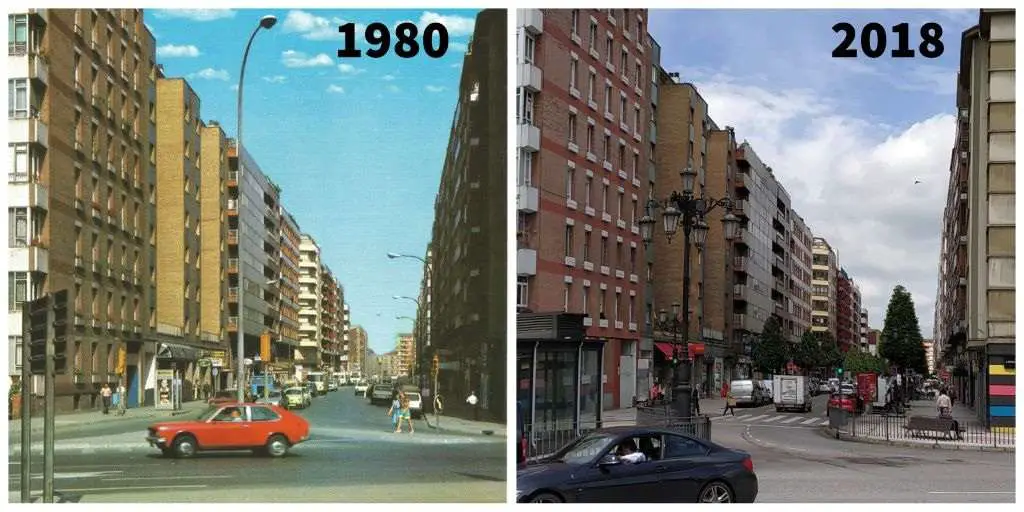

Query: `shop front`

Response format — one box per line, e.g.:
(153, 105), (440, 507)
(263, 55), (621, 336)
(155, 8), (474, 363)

(651, 339), (705, 398)
(155, 343), (201, 409)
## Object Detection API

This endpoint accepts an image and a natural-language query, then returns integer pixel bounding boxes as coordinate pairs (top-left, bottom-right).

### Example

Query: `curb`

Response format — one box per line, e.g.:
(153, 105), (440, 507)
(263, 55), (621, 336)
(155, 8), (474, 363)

(9, 408), (202, 435)
(820, 426), (1015, 453)
(740, 426), (816, 457)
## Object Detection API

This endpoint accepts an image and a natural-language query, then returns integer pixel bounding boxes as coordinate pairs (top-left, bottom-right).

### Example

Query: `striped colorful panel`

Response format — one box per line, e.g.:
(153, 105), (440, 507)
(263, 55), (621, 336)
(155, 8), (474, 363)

(989, 384), (1015, 396)
(988, 364), (1015, 376)
(988, 405), (1015, 417)
(992, 427), (1016, 434)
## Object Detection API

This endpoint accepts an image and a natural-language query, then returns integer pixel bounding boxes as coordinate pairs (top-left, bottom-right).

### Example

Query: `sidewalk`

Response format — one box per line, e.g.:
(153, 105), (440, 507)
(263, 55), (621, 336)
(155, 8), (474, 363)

(9, 403), (204, 436)
(603, 397), (727, 427)
(422, 413), (506, 438)
(829, 401), (1014, 452)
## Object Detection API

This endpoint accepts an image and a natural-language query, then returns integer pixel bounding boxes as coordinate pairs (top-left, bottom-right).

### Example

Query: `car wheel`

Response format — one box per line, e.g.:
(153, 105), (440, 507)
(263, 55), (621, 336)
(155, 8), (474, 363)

(172, 434), (198, 458)
(698, 481), (734, 503)
(528, 492), (563, 503)
(265, 434), (290, 457)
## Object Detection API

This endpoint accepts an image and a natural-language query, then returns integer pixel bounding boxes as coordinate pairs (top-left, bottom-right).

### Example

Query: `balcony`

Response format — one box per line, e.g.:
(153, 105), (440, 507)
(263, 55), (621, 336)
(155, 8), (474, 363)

(227, 229), (239, 244)
(227, 258), (239, 273)
(733, 313), (750, 331)
(227, 287), (239, 301)
(733, 200), (747, 217)
(774, 277), (787, 291)
(517, 248), (537, 276)
(517, 63), (543, 92)
(733, 284), (747, 299)
(7, 177), (48, 209)
(733, 257), (747, 272)
(9, 53), (49, 86)
(518, 8), (543, 34)
(518, 123), (540, 151)
(227, 199), (238, 214)
(599, 318), (610, 328)
(8, 245), (48, 273)
(227, 316), (238, 331)
(9, 116), (48, 148)
(517, 185), (539, 213)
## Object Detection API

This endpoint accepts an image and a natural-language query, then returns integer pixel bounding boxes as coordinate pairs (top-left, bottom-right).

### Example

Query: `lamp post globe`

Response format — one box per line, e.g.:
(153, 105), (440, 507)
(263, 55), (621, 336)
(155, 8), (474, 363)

(691, 219), (710, 247)
(259, 15), (278, 29)
(722, 212), (741, 240)
(662, 205), (682, 238)
(680, 167), (698, 194)
(638, 214), (656, 245)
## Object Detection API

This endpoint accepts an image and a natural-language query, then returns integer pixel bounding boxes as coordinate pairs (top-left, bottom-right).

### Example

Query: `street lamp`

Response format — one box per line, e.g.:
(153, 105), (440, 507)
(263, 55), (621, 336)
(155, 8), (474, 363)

(639, 166), (741, 421)
(386, 251), (432, 381)
(234, 14), (276, 403)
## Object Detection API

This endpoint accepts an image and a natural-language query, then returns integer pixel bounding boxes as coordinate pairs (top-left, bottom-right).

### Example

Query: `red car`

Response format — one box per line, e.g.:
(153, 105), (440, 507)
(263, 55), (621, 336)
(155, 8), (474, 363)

(827, 392), (862, 414)
(146, 402), (310, 458)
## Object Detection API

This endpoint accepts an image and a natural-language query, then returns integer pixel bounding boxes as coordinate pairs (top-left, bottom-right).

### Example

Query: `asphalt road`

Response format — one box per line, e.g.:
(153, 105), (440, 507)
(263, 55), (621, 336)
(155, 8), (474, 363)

(8, 389), (506, 503)
(708, 394), (1015, 503)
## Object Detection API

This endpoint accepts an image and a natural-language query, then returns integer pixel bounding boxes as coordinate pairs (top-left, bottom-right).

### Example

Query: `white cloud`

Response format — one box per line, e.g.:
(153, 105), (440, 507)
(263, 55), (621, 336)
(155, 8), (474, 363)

(326, 85), (345, 94)
(156, 44), (200, 58)
(283, 10), (360, 41)
(337, 64), (366, 75)
(386, 85), (400, 93)
(449, 41), (468, 53)
(425, 85), (446, 93)
(688, 73), (952, 334)
(281, 50), (333, 68)
(451, 63), (462, 69)
(263, 76), (287, 84)
(188, 68), (230, 81)
(152, 10), (235, 22)
(419, 12), (475, 36)
(230, 84), (239, 91)
(381, 74), (397, 81)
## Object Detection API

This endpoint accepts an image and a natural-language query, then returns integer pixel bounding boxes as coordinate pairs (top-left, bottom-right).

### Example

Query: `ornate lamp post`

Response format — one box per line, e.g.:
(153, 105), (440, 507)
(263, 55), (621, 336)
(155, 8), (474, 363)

(639, 167), (741, 420)
(651, 302), (684, 399)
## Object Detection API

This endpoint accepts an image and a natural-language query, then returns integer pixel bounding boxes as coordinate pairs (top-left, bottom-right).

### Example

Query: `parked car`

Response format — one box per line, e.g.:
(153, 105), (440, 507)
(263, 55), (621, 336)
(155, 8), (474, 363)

(305, 382), (318, 401)
(354, 382), (369, 397)
(516, 426), (758, 503)
(327, 380), (339, 392)
(729, 380), (762, 407)
(255, 389), (284, 408)
(208, 389), (239, 406)
(827, 391), (863, 414)
(283, 387), (309, 409)
(404, 391), (423, 418)
(146, 403), (310, 458)
(369, 384), (394, 406)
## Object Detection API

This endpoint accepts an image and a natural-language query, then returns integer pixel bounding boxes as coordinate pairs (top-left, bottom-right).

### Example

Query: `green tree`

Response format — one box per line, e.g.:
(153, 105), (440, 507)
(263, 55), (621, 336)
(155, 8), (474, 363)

(843, 349), (887, 374)
(792, 329), (821, 373)
(816, 331), (844, 371)
(879, 285), (928, 375)
(752, 315), (789, 375)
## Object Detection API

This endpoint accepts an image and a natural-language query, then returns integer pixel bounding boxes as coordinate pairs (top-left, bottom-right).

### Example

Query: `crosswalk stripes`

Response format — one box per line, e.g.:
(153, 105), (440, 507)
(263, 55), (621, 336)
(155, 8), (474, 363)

(712, 411), (830, 427)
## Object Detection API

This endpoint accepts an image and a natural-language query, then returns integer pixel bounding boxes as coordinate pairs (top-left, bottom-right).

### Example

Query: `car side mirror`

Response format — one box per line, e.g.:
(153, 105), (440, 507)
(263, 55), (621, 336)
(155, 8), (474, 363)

(598, 454), (621, 467)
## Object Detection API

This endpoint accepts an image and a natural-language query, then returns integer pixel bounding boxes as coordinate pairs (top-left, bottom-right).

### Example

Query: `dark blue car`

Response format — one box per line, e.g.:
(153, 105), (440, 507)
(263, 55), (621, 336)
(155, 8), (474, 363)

(516, 426), (758, 503)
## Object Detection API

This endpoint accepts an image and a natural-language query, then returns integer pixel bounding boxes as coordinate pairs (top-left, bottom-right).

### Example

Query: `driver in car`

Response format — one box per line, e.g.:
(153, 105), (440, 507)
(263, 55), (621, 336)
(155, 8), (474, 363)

(615, 438), (647, 464)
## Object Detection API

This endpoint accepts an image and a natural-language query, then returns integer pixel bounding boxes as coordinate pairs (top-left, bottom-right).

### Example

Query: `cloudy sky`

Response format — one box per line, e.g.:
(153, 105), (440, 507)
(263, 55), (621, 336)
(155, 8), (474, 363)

(148, 9), (479, 353)
(650, 9), (980, 338)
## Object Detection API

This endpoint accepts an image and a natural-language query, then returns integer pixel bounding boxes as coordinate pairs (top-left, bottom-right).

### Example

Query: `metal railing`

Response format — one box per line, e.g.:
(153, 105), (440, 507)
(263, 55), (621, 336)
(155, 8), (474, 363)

(832, 412), (1014, 448)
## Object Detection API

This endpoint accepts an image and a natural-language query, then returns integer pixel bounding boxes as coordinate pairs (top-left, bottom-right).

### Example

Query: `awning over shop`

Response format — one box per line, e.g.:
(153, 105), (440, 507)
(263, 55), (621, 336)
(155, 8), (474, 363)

(654, 341), (705, 360)
(156, 343), (201, 361)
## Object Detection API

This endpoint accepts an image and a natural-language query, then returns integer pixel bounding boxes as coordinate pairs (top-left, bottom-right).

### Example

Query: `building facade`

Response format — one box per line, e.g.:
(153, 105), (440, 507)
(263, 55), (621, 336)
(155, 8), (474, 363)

(432, 8), (506, 421)
(198, 122), (229, 387)
(296, 235), (322, 375)
(810, 237), (838, 338)
(933, 9), (1015, 431)
(413, 246), (431, 386)
(348, 324), (368, 377)
(790, 213), (815, 339)
(275, 208), (302, 371)
(516, 8), (651, 411)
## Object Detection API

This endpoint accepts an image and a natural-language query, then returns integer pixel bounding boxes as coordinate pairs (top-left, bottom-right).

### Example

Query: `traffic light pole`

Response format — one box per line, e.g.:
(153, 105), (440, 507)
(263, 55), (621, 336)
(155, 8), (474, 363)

(43, 302), (55, 503)
(20, 308), (31, 503)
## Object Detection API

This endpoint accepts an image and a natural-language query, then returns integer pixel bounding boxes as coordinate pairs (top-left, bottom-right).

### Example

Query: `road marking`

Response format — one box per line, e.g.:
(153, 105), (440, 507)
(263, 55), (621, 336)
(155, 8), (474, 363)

(778, 417), (802, 424)
(760, 416), (784, 423)
(800, 418), (821, 425)
(101, 475), (234, 482)
(46, 484), (208, 492)
(927, 491), (1014, 495)
(741, 414), (769, 422)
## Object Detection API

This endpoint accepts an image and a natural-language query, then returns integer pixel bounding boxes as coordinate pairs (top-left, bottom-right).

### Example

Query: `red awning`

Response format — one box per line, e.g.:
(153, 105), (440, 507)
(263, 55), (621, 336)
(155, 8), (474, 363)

(654, 341), (705, 360)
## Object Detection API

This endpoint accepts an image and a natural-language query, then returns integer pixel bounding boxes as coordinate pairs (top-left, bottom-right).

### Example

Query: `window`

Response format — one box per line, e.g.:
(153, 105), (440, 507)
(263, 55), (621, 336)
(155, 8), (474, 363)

(605, 36), (613, 63)
(617, 192), (624, 218)
(9, 14), (28, 51)
(663, 434), (708, 459)
(566, 167), (575, 200)
(563, 284), (571, 312)
(621, 49), (629, 73)
(635, 61), (643, 84)
(603, 134), (611, 162)
(523, 33), (535, 63)
(604, 84), (612, 112)
(569, 57), (578, 90)
(570, 10), (580, 39)
(8, 79), (30, 118)
(602, 183), (609, 211)
(583, 231), (591, 261)
(9, 144), (33, 182)
(636, 20), (643, 42)
(8, 271), (27, 311)
(620, 96), (628, 122)
(249, 406), (281, 422)
(618, 143), (626, 170)
(517, 277), (529, 308)
(564, 225), (574, 257)
(581, 286), (589, 316)
(587, 72), (596, 102)
(518, 150), (532, 186)
(11, 336), (23, 368)
(634, 106), (641, 132)
(521, 90), (535, 124)
(599, 290), (606, 317)
(9, 207), (27, 247)
(614, 293), (621, 322)
(628, 296), (635, 323)
(588, 20), (598, 51)
(631, 153), (639, 180)
(584, 176), (592, 207)
(568, 113), (577, 144)
(601, 237), (608, 265)
(631, 199), (639, 224)
(586, 125), (595, 154)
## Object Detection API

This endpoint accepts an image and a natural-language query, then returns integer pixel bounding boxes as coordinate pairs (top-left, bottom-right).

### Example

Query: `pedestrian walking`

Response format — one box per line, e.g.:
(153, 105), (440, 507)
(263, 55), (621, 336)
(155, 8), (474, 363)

(100, 383), (113, 414)
(691, 386), (701, 416)
(466, 390), (479, 421)
(387, 390), (402, 433)
(116, 382), (127, 415)
(722, 390), (737, 416)
(398, 392), (415, 434)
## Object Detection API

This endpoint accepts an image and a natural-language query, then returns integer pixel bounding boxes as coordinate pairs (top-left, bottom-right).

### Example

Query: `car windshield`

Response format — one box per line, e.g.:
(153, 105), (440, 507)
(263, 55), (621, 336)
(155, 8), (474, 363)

(194, 405), (224, 421)
(551, 433), (616, 464)
(406, 393), (421, 401)
(285, 388), (302, 396)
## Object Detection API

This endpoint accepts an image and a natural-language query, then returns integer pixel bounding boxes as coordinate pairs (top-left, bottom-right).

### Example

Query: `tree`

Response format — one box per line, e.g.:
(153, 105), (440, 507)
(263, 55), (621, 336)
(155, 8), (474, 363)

(792, 329), (821, 373)
(752, 316), (789, 375)
(816, 331), (844, 371)
(843, 349), (887, 374)
(879, 285), (928, 375)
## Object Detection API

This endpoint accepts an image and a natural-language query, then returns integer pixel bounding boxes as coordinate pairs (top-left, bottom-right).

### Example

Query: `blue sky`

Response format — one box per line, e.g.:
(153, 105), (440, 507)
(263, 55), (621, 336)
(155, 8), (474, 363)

(148, 9), (480, 353)
(649, 9), (979, 336)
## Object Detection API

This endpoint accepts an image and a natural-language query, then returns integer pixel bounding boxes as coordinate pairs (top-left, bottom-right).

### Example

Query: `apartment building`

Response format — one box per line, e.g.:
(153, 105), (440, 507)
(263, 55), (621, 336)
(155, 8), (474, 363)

(810, 237), (838, 337)
(413, 246), (431, 386)
(859, 308), (870, 352)
(395, 333), (414, 377)
(922, 339), (935, 375)
(198, 122), (228, 385)
(934, 9), (1015, 430)
(866, 329), (880, 356)
(296, 234), (322, 374)
(7, 9), (163, 411)
(765, 171), (797, 341)
(341, 303), (350, 374)
(516, 8), (651, 411)
(276, 208), (302, 367)
(432, 9), (506, 420)
(348, 324), (367, 376)
(319, 265), (343, 371)
(790, 213), (815, 338)
(835, 268), (862, 352)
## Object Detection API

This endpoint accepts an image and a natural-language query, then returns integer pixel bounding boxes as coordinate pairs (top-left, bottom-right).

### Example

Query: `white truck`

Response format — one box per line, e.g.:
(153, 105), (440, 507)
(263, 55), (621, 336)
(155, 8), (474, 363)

(773, 375), (812, 413)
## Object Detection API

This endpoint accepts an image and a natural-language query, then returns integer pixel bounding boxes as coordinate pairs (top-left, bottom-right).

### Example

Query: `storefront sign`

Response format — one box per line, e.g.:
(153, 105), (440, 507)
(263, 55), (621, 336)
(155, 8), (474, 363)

(156, 369), (174, 410)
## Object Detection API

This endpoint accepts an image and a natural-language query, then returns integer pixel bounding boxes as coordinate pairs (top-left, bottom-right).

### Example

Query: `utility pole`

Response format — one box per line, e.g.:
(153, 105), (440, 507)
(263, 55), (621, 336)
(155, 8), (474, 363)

(20, 306), (33, 503)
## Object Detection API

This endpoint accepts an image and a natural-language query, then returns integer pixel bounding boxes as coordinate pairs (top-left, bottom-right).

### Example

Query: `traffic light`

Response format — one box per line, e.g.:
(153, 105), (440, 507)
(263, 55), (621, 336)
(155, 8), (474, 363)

(26, 295), (50, 375)
(431, 354), (439, 377)
(51, 289), (69, 374)
(837, 367), (844, 377)
(259, 333), (272, 363)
